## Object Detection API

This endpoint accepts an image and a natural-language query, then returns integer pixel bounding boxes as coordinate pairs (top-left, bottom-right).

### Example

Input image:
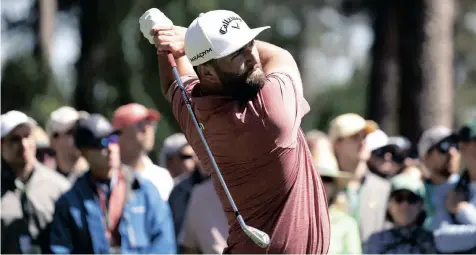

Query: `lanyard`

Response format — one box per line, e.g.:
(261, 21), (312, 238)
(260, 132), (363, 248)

(94, 169), (119, 231)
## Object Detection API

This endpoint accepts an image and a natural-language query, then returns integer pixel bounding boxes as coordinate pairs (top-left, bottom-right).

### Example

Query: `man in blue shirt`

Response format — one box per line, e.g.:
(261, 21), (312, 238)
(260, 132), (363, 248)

(49, 114), (176, 254)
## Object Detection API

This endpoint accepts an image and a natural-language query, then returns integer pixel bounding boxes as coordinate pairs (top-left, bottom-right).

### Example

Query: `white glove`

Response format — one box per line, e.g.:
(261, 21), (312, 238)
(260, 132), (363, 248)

(139, 8), (174, 44)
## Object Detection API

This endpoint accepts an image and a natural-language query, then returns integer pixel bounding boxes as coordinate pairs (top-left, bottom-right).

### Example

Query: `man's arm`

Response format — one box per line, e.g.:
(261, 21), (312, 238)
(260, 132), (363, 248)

(434, 224), (476, 253)
(153, 25), (196, 95)
(255, 40), (303, 95)
(158, 55), (196, 95)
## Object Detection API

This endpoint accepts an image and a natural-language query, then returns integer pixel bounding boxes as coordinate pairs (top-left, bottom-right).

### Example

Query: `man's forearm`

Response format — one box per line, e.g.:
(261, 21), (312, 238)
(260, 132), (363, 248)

(255, 40), (296, 74)
(158, 55), (195, 95)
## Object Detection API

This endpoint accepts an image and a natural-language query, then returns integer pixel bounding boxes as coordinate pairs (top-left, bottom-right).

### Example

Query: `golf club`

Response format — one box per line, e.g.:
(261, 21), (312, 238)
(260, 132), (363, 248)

(166, 54), (270, 248)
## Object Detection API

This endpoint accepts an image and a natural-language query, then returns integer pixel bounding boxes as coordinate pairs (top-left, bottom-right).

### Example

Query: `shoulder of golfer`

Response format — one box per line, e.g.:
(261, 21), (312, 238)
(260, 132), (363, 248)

(154, 26), (302, 96)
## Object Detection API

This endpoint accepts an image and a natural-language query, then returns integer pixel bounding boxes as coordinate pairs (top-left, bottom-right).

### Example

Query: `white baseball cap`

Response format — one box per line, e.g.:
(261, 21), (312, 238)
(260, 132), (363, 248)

(184, 10), (270, 66)
(159, 133), (189, 167)
(1, 110), (37, 138)
(328, 113), (378, 142)
(46, 106), (89, 136)
(365, 129), (389, 152)
(418, 126), (454, 158)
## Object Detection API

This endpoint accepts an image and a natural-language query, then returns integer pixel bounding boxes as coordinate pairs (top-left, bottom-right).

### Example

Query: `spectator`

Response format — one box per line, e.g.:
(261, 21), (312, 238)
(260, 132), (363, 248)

(46, 106), (89, 182)
(112, 103), (174, 201)
(432, 119), (476, 253)
(417, 126), (461, 230)
(329, 113), (391, 242)
(159, 133), (196, 183)
(366, 130), (407, 179)
(32, 126), (56, 170)
(49, 114), (176, 254)
(388, 136), (418, 168)
(364, 173), (437, 254)
(167, 134), (209, 243)
(1, 110), (70, 254)
(178, 179), (228, 254)
(312, 132), (361, 254)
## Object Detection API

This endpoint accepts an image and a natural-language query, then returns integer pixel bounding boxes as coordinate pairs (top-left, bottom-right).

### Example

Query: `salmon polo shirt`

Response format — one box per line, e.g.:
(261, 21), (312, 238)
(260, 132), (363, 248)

(166, 72), (331, 254)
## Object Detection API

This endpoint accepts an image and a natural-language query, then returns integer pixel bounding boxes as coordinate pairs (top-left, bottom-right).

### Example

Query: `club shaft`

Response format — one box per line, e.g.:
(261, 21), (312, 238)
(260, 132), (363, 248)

(167, 54), (247, 230)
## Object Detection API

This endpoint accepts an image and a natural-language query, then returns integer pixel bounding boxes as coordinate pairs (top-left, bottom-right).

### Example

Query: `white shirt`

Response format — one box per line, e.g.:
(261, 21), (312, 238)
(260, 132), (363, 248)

(139, 156), (174, 201)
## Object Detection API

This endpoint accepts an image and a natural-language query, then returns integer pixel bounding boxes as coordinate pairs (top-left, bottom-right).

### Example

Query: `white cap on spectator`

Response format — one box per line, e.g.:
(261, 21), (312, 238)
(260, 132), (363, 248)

(1, 110), (37, 138)
(328, 113), (378, 142)
(46, 106), (89, 136)
(418, 126), (453, 158)
(366, 129), (389, 152)
(159, 133), (189, 167)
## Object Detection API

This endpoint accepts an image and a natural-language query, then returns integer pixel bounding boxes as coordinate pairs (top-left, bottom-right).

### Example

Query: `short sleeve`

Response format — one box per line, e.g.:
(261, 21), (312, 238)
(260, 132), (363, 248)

(165, 75), (200, 132)
(253, 72), (310, 147)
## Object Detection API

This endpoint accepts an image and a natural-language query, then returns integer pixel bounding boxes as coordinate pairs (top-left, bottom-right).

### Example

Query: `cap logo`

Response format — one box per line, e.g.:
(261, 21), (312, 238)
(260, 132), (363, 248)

(190, 48), (212, 62)
(219, 16), (243, 34)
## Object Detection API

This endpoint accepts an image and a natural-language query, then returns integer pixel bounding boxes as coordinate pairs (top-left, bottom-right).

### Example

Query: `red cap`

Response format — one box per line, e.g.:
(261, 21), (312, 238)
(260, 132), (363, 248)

(112, 103), (160, 129)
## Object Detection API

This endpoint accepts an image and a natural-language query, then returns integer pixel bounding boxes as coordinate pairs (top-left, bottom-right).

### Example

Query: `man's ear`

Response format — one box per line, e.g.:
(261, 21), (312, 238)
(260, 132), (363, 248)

(197, 63), (220, 84)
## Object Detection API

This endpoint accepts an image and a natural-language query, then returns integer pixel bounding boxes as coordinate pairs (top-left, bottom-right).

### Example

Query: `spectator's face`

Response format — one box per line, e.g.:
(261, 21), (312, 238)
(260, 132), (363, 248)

(424, 143), (460, 178)
(82, 140), (120, 172)
(368, 146), (404, 178)
(459, 139), (476, 163)
(167, 145), (198, 177)
(322, 176), (337, 204)
(334, 131), (367, 164)
(51, 128), (81, 160)
(36, 147), (56, 169)
(119, 119), (157, 155)
(1, 124), (36, 168)
(388, 190), (423, 227)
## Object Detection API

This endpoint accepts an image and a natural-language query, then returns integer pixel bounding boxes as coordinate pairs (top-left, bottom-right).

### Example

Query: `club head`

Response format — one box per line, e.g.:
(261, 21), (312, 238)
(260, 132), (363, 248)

(243, 225), (270, 248)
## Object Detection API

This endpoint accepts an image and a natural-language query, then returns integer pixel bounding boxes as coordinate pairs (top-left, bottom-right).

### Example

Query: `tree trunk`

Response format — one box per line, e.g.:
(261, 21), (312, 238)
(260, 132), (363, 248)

(397, 0), (455, 143)
(366, 0), (399, 134)
(73, 0), (101, 112)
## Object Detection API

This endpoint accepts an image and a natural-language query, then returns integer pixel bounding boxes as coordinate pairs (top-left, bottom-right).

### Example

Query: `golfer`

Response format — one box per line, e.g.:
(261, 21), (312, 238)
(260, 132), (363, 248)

(152, 10), (330, 253)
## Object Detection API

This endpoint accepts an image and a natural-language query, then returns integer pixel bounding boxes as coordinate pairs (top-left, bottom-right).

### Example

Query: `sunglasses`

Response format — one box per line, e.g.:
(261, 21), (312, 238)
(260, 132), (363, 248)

(430, 140), (458, 154)
(132, 119), (157, 132)
(179, 154), (194, 160)
(3, 133), (32, 144)
(372, 145), (405, 163)
(53, 128), (75, 138)
(392, 191), (421, 204)
(87, 134), (119, 149)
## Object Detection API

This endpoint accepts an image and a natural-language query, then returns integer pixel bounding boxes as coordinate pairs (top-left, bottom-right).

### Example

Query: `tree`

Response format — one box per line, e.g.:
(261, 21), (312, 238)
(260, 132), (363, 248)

(397, 0), (456, 142)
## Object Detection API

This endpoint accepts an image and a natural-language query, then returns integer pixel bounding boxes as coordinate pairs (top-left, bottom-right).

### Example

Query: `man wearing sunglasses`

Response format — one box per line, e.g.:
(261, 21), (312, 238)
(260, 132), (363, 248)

(432, 119), (476, 253)
(1, 111), (70, 254)
(49, 114), (176, 254)
(112, 103), (174, 201)
(417, 126), (461, 231)
(366, 130), (403, 179)
(46, 106), (89, 182)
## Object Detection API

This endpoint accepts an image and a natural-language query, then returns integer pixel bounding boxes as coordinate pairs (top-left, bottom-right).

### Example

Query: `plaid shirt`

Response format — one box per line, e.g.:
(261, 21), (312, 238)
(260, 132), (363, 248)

(363, 226), (437, 254)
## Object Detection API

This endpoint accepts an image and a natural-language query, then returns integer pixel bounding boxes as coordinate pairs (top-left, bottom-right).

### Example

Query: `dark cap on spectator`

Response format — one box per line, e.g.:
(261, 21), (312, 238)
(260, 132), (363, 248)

(74, 114), (118, 149)
(457, 119), (476, 142)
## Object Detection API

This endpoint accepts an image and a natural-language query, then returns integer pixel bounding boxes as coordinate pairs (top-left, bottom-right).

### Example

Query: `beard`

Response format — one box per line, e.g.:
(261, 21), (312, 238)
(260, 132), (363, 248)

(218, 67), (266, 103)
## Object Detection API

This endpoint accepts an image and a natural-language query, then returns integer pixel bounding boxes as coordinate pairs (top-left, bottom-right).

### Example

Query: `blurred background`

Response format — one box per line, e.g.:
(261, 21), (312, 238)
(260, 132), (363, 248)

(2, 0), (476, 162)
